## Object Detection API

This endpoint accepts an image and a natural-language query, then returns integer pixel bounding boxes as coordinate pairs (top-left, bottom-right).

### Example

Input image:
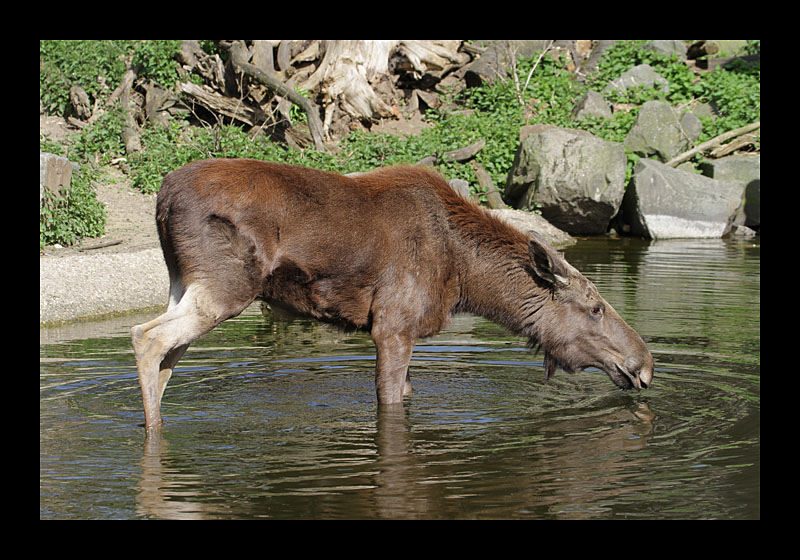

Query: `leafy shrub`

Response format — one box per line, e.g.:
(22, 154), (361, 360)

(40, 40), (182, 116)
(40, 166), (106, 249)
(696, 59), (760, 141)
(40, 40), (129, 116)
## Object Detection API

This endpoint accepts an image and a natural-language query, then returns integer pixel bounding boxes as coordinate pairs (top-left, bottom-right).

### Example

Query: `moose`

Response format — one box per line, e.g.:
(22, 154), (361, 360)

(132, 159), (653, 432)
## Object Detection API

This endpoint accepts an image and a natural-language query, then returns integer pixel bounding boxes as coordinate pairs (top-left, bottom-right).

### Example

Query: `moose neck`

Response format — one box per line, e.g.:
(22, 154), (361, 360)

(452, 225), (547, 340)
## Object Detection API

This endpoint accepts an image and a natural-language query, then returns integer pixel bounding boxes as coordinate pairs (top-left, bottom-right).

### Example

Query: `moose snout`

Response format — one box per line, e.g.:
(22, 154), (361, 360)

(624, 355), (653, 390)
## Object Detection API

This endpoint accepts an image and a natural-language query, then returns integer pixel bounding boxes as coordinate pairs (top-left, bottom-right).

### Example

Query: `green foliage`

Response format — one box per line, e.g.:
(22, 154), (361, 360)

(744, 40), (760, 55)
(40, 40), (128, 115)
(131, 120), (298, 193)
(514, 51), (582, 125)
(40, 40), (182, 116)
(40, 166), (106, 249)
(586, 40), (702, 105)
(288, 86), (310, 124)
(696, 59), (760, 141)
(71, 104), (127, 164)
(131, 40), (182, 87)
(577, 40), (759, 175)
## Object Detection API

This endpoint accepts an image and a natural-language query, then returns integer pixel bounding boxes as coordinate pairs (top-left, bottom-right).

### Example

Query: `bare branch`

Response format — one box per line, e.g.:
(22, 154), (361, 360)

(228, 41), (327, 152)
(665, 121), (760, 167)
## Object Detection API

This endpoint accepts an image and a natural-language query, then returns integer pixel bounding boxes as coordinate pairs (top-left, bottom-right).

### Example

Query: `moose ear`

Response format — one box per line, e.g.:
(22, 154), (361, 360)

(528, 232), (570, 288)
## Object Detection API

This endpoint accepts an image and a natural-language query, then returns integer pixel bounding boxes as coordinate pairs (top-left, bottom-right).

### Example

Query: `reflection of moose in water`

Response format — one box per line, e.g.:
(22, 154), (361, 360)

(132, 160), (653, 433)
(135, 402), (657, 519)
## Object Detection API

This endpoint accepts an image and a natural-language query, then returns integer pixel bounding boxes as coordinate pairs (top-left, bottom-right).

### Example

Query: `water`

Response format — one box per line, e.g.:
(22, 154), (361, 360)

(40, 237), (759, 519)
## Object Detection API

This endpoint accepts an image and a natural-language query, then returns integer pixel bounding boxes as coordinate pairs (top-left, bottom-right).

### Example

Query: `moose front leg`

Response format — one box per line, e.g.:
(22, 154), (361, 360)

(372, 328), (416, 405)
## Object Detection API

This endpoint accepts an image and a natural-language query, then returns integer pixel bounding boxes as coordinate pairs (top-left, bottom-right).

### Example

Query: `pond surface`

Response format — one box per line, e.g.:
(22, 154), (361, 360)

(40, 236), (759, 519)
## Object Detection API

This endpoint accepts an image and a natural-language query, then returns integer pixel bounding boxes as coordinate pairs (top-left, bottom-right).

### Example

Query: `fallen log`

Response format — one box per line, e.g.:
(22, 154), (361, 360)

(228, 41), (327, 152)
(710, 133), (758, 158)
(180, 82), (261, 126)
(444, 139), (486, 163)
(178, 40), (226, 92)
(665, 121), (760, 167)
(415, 139), (486, 166)
(471, 160), (506, 209)
(119, 65), (142, 154)
(78, 239), (123, 252)
(393, 40), (469, 83)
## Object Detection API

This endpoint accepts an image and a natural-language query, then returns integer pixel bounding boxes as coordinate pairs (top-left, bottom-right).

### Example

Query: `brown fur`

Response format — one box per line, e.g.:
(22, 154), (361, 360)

(132, 159), (653, 432)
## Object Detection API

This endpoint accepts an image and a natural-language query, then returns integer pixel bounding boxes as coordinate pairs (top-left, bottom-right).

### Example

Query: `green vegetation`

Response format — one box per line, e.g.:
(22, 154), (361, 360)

(39, 165), (106, 248)
(40, 40), (760, 248)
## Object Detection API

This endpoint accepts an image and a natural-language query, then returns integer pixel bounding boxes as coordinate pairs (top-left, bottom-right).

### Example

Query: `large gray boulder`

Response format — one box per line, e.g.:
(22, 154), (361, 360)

(504, 126), (626, 234)
(642, 40), (687, 61)
(571, 90), (612, 121)
(460, 40), (553, 87)
(624, 100), (701, 162)
(699, 155), (760, 228)
(623, 159), (745, 239)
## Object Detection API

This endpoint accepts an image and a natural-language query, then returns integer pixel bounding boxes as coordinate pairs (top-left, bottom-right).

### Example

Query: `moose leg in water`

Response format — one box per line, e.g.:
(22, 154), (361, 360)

(132, 188), (263, 431)
(131, 283), (254, 430)
(372, 326), (416, 404)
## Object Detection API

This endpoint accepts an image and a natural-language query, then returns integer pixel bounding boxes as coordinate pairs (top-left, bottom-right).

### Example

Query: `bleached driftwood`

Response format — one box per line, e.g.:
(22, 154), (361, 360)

(394, 40), (469, 80)
(300, 40), (398, 124)
(666, 121), (760, 167)
(180, 82), (262, 126)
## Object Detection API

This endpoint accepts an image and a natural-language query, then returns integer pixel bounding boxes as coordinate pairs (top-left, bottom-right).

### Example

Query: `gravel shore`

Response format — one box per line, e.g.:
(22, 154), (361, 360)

(39, 248), (169, 325)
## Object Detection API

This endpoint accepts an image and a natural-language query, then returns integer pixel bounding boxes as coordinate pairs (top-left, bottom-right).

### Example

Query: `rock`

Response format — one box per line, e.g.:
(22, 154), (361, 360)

(699, 155), (760, 228)
(688, 102), (717, 120)
(490, 208), (574, 248)
(504, 126), (627, 234)
(622, 159), (746, 239)
(604, 64), (669, 95)
(624, 100), (700, 162)
(576, 40), (618, 79)
(460, 40), (554, 87)
(704, 40), (749, 57)
(571, 90), (612, 120)
(518, 123), (593, 142)
(448, 178), (471, 200)
(731, 224), (756, 237)
(642, 40), (687, 61)
(40, 151), (80, 204)
(679, 110), (702, 144)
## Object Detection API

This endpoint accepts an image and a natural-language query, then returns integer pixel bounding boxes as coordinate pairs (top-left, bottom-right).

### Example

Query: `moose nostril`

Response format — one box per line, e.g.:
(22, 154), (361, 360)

(624, 356), (653, 390)
(638, 365), (653, 390)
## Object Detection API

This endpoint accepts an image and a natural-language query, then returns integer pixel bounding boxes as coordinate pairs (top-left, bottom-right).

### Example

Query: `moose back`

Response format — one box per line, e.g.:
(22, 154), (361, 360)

(132, 159), (653, 432)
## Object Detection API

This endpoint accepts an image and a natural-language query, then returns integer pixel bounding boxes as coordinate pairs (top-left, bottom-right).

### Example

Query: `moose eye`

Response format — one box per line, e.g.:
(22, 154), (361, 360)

(590, 305), (603, 318)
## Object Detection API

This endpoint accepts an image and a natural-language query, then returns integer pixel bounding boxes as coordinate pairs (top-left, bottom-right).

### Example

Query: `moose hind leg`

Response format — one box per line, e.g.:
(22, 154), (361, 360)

(156, 280), (189, 403)
(157, 343), (189, 402)
(131, 283), (227, 431)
